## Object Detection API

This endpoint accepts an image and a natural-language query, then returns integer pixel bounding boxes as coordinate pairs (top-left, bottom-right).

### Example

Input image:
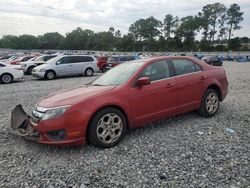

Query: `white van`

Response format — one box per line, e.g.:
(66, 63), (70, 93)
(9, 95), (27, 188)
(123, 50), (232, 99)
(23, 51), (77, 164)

(32, 55), (99, 80)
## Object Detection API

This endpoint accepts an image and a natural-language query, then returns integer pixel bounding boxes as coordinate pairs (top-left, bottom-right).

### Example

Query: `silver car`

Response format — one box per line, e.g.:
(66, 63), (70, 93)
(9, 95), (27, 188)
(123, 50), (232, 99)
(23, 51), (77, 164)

(32, 55), (99, 80)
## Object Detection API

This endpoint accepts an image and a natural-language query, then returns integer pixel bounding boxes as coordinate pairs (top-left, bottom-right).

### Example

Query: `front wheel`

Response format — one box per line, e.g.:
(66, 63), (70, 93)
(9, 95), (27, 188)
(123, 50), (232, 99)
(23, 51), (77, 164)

(45, 70), (56, 80)
(198, 89), (219, 117)
(88, 108), (127, 148)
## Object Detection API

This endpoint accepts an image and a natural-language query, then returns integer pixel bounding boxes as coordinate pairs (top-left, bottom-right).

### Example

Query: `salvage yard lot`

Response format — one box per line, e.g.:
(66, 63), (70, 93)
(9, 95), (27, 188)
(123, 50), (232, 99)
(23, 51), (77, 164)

(0, 62), (249, 187)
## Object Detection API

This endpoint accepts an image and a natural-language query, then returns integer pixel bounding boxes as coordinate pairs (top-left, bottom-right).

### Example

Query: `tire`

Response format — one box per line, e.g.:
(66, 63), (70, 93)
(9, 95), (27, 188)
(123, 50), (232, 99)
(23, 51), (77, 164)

(88, 107), (127, 148)
(0, 73), (13, 84)
(198, 89), (219, 117)
(45, 70), (56, 80)
(27, 66), (35, 75)
(84, 68), (94, 77)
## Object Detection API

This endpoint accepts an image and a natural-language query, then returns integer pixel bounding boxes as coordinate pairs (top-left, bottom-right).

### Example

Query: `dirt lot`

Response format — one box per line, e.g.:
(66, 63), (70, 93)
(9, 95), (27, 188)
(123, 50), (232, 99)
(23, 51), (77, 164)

(0, 62), (249, 187)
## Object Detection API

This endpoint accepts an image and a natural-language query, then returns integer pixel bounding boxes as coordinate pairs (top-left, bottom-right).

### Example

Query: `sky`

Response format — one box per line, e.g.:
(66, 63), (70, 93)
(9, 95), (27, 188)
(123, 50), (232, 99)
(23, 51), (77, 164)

(0, 0), (249, 38)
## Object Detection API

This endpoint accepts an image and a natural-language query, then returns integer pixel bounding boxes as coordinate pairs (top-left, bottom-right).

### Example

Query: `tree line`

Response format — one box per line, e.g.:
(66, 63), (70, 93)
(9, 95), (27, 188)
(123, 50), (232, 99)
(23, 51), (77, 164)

(0, 3), (247, 52)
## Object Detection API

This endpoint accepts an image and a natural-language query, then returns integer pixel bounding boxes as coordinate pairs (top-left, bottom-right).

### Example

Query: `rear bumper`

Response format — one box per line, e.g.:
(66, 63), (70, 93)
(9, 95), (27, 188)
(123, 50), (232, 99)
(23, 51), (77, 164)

(11, 105), (85, 146)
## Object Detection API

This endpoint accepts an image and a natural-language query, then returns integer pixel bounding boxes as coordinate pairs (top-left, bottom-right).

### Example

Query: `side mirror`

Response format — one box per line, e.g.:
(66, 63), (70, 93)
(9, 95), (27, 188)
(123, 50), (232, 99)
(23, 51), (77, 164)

(56, 61), (61, 65)
(136, 77), (151, 86)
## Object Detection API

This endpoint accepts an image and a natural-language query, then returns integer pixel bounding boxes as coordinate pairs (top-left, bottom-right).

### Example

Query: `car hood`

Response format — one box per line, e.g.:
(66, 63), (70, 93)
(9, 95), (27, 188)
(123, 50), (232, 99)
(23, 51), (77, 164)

(38, 85), (116, 108)
(34, 63), (49, 70)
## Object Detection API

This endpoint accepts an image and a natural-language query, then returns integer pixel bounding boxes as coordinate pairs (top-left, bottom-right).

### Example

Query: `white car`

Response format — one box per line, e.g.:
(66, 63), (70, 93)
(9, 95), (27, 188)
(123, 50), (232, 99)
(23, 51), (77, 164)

(32, 55), (99, 80)
(20, 55), (57, 75)
(0, 62), (24, 84)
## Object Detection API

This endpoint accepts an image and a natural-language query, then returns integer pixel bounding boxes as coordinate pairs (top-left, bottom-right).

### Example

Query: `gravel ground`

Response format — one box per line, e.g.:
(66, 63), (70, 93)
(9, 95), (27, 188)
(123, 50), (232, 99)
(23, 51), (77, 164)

(0, 62), (249, 188)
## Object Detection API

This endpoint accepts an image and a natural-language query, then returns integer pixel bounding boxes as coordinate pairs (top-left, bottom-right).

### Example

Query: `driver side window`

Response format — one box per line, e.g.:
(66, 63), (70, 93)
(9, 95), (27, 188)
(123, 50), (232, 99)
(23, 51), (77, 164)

(140, 61), (170, 82)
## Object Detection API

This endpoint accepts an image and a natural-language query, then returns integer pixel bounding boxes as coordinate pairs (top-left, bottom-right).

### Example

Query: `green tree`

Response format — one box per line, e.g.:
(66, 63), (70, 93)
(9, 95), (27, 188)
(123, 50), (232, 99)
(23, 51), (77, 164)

(175, 16), (200, 50)
(17, 34), (38, 49)
(163, 14), (179, 38)
(227, 3), (244, 43)
(199, 3), (226, 44)
(38, 32), (65, 49)
(228, 37), (241, 50)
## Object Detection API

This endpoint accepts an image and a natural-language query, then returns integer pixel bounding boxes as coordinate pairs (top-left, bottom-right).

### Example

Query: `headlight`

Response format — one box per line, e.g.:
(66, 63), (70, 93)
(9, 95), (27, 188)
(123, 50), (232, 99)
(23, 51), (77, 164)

(33, 105), (71, 121)
(39, 69), (46, 72)
(42, 106), (70, 120)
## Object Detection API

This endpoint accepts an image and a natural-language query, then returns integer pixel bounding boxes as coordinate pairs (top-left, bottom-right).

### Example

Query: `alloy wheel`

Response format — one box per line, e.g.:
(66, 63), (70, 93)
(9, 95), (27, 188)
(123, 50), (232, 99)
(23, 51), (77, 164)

(96, 113), (123, 144)
(206, 92), (219, 114)
(2, 74), (12, 83)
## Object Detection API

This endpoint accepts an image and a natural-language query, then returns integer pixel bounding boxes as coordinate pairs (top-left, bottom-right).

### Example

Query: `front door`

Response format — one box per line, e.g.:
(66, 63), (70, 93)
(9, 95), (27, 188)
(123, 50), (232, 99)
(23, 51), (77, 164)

(55, 56), (73, 76)
(129, 60), (176, 127)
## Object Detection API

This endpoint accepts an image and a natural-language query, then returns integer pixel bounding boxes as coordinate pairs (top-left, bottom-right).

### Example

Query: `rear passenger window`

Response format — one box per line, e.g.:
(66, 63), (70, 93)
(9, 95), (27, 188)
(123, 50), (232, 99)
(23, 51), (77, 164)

(120, 56), (128, 61)
(194, 63), (202, 71)
(140, 61), (170, 82)
(78, 56), (94, 62)
(172, 60), (196, 76)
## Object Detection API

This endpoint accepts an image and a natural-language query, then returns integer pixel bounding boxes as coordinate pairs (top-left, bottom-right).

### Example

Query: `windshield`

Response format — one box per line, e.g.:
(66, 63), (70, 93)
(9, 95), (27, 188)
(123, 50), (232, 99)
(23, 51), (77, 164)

(91, 61), (144, 86)
(46, 56), (62, 64)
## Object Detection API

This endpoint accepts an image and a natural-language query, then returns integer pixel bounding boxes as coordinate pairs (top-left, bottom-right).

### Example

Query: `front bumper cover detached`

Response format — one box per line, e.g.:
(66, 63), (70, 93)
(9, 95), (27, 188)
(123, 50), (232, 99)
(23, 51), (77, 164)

(11, 105), (40, 140)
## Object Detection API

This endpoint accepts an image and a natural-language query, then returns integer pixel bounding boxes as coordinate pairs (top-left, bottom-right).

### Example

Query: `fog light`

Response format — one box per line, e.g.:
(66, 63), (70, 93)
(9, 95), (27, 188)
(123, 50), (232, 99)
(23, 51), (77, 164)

(46, 129), (66, 141)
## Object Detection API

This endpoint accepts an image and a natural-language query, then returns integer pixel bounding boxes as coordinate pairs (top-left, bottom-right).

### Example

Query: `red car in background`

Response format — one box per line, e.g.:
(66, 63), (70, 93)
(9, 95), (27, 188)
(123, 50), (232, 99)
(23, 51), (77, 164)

(96, 56), (109, 72)
(11, 56), (228, 148)
(10, 56), (35, 65)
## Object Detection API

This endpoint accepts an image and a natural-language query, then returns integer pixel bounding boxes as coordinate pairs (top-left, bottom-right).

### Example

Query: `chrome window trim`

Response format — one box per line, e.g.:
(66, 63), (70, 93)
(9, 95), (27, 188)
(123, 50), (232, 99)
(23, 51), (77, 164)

(150, 70), (203, 84)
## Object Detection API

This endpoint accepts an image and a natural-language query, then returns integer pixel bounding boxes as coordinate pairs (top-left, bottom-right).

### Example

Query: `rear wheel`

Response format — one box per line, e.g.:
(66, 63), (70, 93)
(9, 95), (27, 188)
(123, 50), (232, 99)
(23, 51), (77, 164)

(45, 70), (56, 80)
(1, 73), (13, 84)
(85, 68), (94, 77)
(198, 89), (219, 117)
(88, 107), (127, 148)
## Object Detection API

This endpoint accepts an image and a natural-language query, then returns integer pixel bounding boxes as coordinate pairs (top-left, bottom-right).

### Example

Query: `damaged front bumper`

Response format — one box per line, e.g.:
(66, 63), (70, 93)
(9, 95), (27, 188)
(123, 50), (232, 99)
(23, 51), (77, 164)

(11, 105), (40, 141)
(10, 105), (85, 146)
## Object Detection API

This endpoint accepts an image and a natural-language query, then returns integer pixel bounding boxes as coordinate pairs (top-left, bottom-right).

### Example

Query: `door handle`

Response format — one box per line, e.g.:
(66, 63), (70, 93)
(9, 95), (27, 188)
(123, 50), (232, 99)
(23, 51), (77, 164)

(165, 83), (175, 88)
(200, 75), (207, 80)
(68, 64), (73, 66)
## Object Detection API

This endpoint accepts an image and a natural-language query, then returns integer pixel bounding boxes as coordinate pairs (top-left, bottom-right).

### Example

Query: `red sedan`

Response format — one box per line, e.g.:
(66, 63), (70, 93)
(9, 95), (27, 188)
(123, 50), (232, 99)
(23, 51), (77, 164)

(11, 56), (228, 148)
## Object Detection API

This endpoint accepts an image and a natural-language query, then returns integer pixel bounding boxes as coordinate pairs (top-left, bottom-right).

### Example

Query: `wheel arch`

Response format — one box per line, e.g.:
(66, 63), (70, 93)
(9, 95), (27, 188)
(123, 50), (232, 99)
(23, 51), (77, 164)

(45, 69), (57, 76)
(206, 84), (222, 101)
(85, 104), (130, 142)
(0, 72), (14, 79)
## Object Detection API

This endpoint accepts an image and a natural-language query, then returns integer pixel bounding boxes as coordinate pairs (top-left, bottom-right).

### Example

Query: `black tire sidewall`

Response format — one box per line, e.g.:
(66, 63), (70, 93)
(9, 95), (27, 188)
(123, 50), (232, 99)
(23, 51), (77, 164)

(199, 89), (219, 117)
(88, 108), (127, 148)
(27, 66), (35, 75)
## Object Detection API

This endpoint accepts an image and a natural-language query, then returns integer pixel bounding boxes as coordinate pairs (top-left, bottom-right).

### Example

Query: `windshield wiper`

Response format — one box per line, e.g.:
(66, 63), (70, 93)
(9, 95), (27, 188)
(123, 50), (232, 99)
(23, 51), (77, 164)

(91, 84), (104, 86)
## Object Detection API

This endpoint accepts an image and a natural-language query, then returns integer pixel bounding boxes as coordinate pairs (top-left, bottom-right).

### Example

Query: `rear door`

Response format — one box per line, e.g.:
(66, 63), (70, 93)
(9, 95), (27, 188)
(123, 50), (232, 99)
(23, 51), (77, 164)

(170, 59), (205, 113)
(129, 60), (176, 126)
(70, 56), (95, 75)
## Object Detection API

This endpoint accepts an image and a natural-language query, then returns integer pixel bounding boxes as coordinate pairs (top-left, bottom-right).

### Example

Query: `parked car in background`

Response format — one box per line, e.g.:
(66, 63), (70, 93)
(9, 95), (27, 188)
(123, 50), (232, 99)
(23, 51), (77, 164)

(0, 62), (24, 84)
(9, 55), (35, 65)
(32, 55), (98, 80)
(20, 55), (57, 75)
(96, 56), (108, 72)
(11, 56), (228, 147)
(105, 55), (140, 70)
(202, 56), (223, 66)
